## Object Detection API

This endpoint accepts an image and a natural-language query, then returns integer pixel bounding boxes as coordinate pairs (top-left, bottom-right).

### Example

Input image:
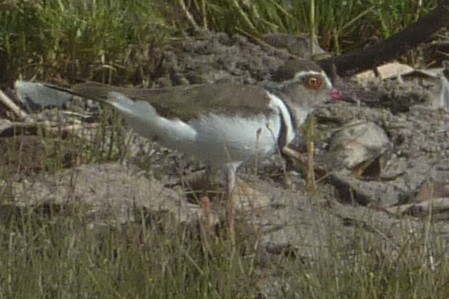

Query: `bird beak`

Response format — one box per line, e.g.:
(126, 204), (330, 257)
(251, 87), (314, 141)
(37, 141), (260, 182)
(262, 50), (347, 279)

(328, 88), (356, 103)
(328, 88), (343, 102)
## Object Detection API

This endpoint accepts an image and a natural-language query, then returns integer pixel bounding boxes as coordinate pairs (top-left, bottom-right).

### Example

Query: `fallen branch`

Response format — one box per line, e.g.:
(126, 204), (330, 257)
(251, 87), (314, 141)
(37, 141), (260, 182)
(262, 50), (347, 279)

(318, 0), (449, 76)
(0, 89), (29, 120)
(384, 197), (449, 219)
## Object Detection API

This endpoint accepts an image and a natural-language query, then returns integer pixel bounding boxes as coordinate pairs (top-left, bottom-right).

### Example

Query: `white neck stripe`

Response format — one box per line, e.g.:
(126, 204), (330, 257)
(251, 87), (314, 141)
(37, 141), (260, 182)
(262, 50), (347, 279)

(266, 91), (296, 146)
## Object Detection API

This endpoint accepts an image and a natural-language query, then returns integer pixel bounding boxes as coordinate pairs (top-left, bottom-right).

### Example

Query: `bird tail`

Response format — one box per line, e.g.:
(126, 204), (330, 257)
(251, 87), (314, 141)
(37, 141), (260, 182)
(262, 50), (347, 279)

(43, 82), (109, 104)
(43, 83), (158, 117)
(106, 91), (157, 118)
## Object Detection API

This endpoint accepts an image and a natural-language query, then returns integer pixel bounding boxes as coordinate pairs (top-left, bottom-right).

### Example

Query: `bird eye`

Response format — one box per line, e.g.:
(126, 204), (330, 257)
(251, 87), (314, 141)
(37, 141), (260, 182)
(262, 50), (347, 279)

(304, 76), (323, 89)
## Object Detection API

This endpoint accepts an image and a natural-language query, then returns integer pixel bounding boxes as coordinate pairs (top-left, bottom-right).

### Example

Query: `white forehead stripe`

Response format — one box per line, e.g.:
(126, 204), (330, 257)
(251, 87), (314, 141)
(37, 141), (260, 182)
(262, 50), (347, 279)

(320, 70), (333, 89)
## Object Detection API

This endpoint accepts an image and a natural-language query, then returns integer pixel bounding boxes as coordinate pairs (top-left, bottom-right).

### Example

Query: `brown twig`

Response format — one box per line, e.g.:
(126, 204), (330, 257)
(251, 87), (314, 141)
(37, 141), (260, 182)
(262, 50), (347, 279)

(281, 146), (327, 179)
(305, 116), (316, 194)
(0, 89), (29, 120)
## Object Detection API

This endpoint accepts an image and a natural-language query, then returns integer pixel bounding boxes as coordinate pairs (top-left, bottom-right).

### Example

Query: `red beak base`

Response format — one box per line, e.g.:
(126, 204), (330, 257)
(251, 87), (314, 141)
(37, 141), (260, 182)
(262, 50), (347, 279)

(328, 87), (344, 102)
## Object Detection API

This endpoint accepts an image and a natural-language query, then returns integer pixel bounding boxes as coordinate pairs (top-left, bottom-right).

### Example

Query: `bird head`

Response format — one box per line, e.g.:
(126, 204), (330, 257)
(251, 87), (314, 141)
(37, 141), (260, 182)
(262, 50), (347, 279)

(266, 59), (343, 124)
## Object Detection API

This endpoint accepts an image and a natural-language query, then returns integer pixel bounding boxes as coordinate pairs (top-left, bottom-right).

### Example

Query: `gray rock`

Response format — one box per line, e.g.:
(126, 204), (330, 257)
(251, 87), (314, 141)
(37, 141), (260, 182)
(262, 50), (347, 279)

(327, 121), (392, 177)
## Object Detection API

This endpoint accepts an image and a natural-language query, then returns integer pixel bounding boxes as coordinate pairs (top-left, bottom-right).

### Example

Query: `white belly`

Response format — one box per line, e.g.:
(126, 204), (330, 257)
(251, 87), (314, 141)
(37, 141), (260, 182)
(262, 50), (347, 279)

(184, 113), (282, 166)
(107, 91), (290, 167)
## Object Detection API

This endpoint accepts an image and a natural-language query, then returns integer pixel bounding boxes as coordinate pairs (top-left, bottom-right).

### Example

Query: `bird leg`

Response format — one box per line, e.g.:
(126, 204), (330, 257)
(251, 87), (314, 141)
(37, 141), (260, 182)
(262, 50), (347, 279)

(172, 165), (214, 235)
(182, 166), (214, 235)
(224, 163), (239, 245)
(199, 194), (212, 234)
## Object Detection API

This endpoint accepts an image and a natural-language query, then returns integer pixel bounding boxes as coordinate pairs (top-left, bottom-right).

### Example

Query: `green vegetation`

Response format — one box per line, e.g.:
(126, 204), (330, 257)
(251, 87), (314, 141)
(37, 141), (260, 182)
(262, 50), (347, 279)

(0, 0), (438, 85)
(0, 201), (448, 298)
(0, 207), (259, 298)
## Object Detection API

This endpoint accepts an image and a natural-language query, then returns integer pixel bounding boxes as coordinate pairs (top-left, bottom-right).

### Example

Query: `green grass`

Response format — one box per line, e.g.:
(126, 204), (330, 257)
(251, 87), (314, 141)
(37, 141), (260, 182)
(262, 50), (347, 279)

(0, 0), (171, 84)
(0, 0), (439, 85)
(0, 200), (448, 298)
(0, 203), (260, 298)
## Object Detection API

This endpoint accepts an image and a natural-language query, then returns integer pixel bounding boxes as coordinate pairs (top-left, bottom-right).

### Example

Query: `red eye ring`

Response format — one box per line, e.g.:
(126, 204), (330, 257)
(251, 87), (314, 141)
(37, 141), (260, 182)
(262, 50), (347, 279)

(304, 75), (323, 89)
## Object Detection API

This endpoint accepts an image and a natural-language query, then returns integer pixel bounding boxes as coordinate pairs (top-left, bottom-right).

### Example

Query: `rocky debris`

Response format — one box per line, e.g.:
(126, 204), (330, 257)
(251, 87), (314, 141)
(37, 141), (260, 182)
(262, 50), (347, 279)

(355, 63), (449, 112)
(126, 31), (325, 87)
(314, 100), (449, 209)
(326, 121), (392, 178)
(330, 173), (405, 207)
(355, 62), (416, 80)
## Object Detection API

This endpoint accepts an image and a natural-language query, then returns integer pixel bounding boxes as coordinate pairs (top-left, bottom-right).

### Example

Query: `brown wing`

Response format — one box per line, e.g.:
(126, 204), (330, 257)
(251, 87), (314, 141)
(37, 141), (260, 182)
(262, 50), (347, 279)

(71, 82), (273, 121)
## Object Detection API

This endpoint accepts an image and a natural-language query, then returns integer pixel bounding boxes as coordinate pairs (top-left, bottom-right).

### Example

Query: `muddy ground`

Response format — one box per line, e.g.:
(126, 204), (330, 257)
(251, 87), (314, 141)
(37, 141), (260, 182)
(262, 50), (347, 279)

(2, 31), (449, 295)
